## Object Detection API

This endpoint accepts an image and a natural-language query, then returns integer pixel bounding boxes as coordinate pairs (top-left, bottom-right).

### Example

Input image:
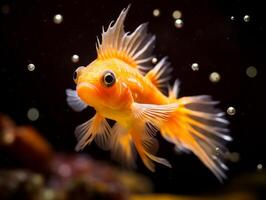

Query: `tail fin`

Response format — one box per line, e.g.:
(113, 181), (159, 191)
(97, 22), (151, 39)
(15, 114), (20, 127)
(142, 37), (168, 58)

(161, 95), (232, 181)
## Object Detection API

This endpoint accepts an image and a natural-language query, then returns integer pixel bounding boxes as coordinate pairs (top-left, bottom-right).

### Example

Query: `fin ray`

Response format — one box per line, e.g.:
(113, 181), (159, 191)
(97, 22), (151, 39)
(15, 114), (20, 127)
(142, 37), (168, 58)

(97, 6), (155, 72)
(168, 79), (180, 98)
(160, 95), (231, 181)
(75, 114), (111, 151)
(110, 123), (137, 168)
(145, 57), (172, 90)
(132, 104), (175, 171)
(133, 102), (178, 128)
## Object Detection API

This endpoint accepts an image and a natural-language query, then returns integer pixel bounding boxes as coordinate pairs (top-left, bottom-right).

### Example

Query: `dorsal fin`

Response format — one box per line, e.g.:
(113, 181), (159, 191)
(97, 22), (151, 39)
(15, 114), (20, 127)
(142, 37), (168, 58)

(168, 79), (180, 98)
(96, 6), (155, 72)
(145, 57), (172, 90)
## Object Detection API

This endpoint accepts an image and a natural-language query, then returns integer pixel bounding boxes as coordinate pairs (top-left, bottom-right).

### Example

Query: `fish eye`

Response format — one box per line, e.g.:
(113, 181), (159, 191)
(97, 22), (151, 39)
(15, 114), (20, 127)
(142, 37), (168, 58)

(73, 71), (78, 81)
(103, 71), (116, 87)
(73, 66), (85, 83)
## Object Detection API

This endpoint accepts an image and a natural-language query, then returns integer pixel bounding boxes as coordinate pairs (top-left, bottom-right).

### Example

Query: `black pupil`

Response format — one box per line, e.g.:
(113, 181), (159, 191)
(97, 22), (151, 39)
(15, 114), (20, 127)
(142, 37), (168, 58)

(105, 73), (114, 84)
(73, 71), (77, 80)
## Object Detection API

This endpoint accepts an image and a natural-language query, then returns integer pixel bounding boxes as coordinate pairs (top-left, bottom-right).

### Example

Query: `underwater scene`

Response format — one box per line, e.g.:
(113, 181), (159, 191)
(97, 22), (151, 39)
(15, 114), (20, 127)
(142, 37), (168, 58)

(0, 0), (265, 199)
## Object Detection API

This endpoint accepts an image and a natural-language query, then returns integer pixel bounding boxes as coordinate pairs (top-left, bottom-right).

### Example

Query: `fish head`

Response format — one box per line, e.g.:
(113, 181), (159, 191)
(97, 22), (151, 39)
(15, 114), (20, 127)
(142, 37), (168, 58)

(74, 59), (133, 112)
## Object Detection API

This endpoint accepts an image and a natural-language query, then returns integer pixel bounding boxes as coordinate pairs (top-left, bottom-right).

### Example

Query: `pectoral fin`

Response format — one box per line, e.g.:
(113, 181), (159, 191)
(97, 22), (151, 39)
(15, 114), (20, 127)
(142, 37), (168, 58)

(132, 102), (178, 128)
(66, 89), (87, 112)
(75, 113), (111, 151)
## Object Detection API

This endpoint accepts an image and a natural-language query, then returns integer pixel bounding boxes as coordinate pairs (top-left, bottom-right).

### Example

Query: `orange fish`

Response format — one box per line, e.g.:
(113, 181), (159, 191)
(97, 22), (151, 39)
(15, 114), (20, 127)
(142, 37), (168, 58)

(66, 6), (232, 181)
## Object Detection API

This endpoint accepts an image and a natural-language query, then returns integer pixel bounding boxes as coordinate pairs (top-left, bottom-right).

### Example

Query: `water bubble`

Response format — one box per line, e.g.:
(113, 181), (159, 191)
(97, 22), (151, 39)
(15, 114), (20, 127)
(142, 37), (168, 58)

(152, 57), (158, 64)
(153, 9), (160, 17)
(246, 66), (257, 78)
(191, 63), (199, 71)
(257, 163), (263, 171)
(243, 15), (250, 22)
(227, 106), (236, 116)
(209, 72), (220, 83)
(27, 63), (35, 71)
(27, 108), (39, 121)
(53, 14), (63, 24)
(172, 10), (182, 19)
(175, 19), (183, 28)
(71, 54), (79, 63)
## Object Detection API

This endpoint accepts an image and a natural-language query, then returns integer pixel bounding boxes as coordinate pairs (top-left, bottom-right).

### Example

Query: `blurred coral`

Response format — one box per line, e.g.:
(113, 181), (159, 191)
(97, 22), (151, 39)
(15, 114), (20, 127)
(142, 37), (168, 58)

(0, 114), (53, 172)
(0, 114), (264, 200)
(130, 193), (256, 200)
(0, 114), (152, 200)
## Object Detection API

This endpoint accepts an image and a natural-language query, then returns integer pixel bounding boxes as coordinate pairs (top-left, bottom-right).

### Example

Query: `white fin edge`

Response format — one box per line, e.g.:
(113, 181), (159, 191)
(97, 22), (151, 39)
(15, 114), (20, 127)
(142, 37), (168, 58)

(66, 89), (87, 112)
(96, 5), (155, 72)
(75, 114), (111, 151)
(145, 57), (173, 90)
(133, 102), (178, 128)
(168, 79), (181, 99)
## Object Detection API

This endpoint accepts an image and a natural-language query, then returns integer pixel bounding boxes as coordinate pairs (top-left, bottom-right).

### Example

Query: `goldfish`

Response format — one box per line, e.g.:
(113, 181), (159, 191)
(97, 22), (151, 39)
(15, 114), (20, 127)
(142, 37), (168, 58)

(66, 6), (232, 181)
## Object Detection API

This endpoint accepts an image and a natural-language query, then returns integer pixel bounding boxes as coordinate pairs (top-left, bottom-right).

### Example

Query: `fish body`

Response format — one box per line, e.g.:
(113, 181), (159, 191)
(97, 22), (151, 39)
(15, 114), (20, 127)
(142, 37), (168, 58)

(66, 6), (232, 181)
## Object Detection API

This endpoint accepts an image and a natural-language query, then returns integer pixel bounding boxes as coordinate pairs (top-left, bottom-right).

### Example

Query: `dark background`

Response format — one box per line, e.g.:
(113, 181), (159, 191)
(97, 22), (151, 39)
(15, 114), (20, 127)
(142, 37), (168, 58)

(0, 0), (265, 195)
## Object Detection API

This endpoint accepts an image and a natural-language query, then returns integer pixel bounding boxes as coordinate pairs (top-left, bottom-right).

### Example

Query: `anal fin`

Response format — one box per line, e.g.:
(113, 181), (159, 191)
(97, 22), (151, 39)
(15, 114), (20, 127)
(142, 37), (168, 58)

(110, 123), (137, 168)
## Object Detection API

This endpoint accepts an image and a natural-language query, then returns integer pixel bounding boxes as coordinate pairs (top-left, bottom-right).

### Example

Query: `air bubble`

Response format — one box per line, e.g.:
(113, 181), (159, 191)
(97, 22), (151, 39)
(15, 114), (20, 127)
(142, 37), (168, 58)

(71, 54), (80, 63)
(27, 63), (35, 71)
(257, 163), (263, 171)
(191, 63), (199, 71)
(53, 14), (63, 24)
(152, 57), (158, 64)
(175, 19), (183, 28)
(209, 72), (220, 83)
(172, 10), (182, 19)
(27, 108), (39, 121)
(153, 9), (160, 17)
(246, 66), (257, 78)
(227, 106), (236, 116)
(243, 15), (250, 22)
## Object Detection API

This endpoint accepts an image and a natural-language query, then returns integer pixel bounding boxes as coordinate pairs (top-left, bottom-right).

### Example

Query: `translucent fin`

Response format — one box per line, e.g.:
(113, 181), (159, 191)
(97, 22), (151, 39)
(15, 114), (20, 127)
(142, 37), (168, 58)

(110, 123), (137, 168)
(96, 6), (155, 72)
(133, 102), (178, 128)
(66, 89), (87, 112)
(160, 95), (231, 182)
(168, 79), (180, 99)
(131, 121), (171, 172)
(131, 103), (176, 171)
(75, 114), (111, 151)
(145, 57), (172, 90)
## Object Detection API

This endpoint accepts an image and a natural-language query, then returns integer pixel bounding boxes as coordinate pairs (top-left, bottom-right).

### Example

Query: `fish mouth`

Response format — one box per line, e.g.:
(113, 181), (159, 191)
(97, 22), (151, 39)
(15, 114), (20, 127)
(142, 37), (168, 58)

(77, 82), (96, 90)
(76, 82), (98, 105)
